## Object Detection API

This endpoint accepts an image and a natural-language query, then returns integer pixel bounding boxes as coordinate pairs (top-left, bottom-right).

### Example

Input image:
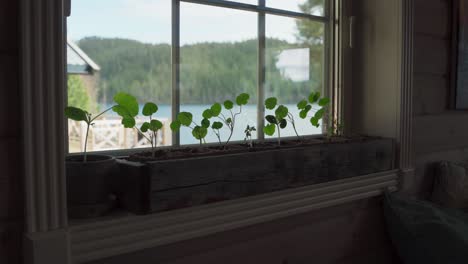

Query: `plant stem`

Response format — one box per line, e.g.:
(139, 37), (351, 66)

(90, 106), (114, 122)
(277, 124), (281, 146)
(83, 122), (90, 162)
(288, 114), (301, 141)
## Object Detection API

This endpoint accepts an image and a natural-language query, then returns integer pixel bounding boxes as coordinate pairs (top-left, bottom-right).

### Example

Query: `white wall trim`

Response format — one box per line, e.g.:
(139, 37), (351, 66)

(398, 0), (415, 190)
(70, 170), (398, 263)
(20, 0), (69, 263)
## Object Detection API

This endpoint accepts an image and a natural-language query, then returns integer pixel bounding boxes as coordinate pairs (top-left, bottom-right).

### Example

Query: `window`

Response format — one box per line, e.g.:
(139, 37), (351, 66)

(67, 0), (331, 152)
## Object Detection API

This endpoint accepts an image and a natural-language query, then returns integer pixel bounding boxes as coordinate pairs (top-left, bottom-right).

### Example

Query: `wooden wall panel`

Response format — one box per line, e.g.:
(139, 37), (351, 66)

(413, 36), (450, 75)
(414, 0), (450, 38)
(0, 0), (18, 52)
(0, 0), (22, 263)
(413, 75), (448, 115)
(0, 54), (19, 138)
(88, 198), (399, 264)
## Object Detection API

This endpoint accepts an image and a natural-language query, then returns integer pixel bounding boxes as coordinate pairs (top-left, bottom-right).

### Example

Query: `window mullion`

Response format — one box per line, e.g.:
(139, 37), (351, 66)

(172, 0), (181, 146)
(257, 0), (265, 140)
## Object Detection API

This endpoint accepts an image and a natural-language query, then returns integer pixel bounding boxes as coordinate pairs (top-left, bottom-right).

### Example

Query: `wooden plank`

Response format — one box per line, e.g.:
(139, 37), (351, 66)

(0, 1), (18, 53)
(413, 74), (448, 115)
(414, 113), (468, 155)
(414, 35), (450, 75)
(0, 54), (20, 138)
(0, 139), (21, 221)
(119, 138), (395, 214)
(414, 0), (451, 38)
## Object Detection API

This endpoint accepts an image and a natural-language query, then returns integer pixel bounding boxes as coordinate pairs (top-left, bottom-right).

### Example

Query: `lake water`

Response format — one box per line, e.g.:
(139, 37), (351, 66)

(104, 104), (322, 145)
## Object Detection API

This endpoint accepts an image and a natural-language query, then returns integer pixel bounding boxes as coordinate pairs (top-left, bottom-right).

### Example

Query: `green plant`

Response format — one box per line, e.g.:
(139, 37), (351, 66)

(264, 97), (289, 146)
(244, 125), (256, 148)
(65, 92), (138, 162)
(203, 93), (250, 146)
(139, 102), (164, 158)
(297, 91), (330, 129)
(170, 112), (209, 146)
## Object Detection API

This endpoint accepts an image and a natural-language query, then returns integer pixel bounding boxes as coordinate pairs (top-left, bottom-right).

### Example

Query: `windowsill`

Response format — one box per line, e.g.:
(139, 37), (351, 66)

(69, 169), (398, 264)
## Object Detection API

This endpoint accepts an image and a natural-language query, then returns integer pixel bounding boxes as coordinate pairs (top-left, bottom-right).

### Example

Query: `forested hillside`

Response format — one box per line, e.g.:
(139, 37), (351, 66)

(78, 37), (322, 105)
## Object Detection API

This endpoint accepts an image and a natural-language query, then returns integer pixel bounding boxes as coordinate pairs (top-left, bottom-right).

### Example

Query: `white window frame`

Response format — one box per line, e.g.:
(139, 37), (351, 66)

(20, 0), (414, 263)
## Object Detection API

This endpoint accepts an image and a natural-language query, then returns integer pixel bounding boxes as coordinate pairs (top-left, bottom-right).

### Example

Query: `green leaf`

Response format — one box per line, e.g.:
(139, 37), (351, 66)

(318, 98), (330, 107)
(170, 120), (181, 131)
(308, 92), (321, 104)
(265, 115), (277, 124)
(265, 97), (277, 110)
(236, 93), (250, 106)
(140, 122), (150, 132)
(224, 100), (234, 110)
(202, 109), (213, 119)
(201, 118), (210, 128)
(297, 99), (308, 110)
(65, 107), (88, 122)
(299, 109), (309, 119)
(212, 121), (223, 130)
(279, 119), (287, 129)
(192, 126), (208, 140)
(150, 119), (163, 131)
(122, 117), (136, 128)
(113, 92), (139, 117)
(177, 112), (193, 126)
(264, 124), (276, 136)
(314, 108), (325, 119)
(310, 116), (320, 127)
(210, 103), (222, 116)
(275, 105), (289, 120)
(226, 117), (232, 124)
(142, 102), (158, 116)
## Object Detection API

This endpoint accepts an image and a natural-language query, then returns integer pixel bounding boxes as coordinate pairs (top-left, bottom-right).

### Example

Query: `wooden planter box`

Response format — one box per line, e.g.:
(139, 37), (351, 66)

(116, 137), (395, 214)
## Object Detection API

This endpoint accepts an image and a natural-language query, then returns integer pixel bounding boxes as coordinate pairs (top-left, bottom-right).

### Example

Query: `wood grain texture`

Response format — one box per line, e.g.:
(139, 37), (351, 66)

(118, 139), (395, 214)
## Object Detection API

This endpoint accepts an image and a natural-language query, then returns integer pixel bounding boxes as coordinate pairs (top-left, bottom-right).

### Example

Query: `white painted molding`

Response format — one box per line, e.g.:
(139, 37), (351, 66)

(70, 170), (399, 263)
(20, 0), (69, 263)
(399, 0), (414, 170)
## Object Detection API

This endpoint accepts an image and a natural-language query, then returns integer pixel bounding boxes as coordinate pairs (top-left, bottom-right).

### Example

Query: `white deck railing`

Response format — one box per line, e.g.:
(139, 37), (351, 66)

(68, 118), (171, 153)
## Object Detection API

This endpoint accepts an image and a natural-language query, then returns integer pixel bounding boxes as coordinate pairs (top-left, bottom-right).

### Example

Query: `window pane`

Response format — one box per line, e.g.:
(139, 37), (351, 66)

(180, 3), (258, 145)
(267, 0), (325, 16)
(67, 0), (172, 153)
(265, 14), (325, 137)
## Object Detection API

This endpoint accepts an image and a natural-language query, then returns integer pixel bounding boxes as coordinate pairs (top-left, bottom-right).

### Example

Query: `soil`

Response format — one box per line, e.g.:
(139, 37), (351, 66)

(127, 135), (374, 162)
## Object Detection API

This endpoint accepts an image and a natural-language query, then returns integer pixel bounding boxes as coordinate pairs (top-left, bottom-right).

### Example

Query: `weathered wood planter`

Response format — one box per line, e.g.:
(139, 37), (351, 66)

(117, 137), (395, 214)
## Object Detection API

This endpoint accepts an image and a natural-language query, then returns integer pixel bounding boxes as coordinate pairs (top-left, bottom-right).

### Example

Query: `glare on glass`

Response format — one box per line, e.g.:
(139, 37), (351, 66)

(265, 14), (325, 138)
(180, 2), (258, 145)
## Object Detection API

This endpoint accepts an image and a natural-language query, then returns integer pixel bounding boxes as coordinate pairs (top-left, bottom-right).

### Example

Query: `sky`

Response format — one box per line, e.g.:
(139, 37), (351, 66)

(67, 0), (324, 45)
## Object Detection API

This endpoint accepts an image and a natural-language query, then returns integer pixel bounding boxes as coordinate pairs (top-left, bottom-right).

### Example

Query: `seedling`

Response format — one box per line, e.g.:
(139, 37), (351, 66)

(139, 102), (164, 158)
(244, 125), (256, 148)
(264, 97), (289, 146)
(65, 92), (138, 162)
(297, 91), (330, 129)
(202, 93), (250, 146)
(170, 112), (209, 146)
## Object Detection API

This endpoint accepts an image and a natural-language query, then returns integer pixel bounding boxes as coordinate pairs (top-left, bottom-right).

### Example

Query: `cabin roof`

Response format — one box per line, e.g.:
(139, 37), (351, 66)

(67, 40), (101, 74)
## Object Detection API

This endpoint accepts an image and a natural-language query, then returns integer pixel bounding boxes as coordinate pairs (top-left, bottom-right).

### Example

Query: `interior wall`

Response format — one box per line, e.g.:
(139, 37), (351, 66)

(0, 0), (23, 263)
(411, 0), (468, 197)
(88, 198), (398, 264)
